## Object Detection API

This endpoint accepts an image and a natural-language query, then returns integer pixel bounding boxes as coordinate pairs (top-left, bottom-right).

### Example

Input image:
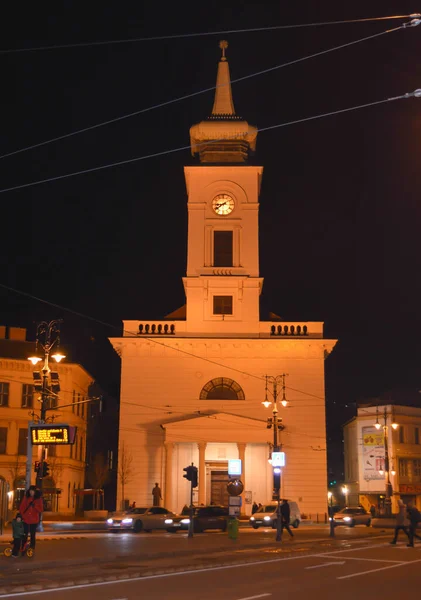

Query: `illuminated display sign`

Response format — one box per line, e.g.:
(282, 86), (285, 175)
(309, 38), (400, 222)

(271, 452), (286, 467)
(228, 459), (242, 476)
(30, 425), (77, 445)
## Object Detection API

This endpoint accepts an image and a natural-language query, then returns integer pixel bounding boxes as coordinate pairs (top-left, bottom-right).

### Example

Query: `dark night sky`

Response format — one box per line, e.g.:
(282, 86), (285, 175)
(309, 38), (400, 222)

(1, 2), (421, 478)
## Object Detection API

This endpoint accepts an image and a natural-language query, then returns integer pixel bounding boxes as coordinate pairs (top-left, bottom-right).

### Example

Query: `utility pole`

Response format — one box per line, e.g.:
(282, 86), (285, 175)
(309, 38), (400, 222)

(263, 374), (287, 542)
(375, 406), (398, 517)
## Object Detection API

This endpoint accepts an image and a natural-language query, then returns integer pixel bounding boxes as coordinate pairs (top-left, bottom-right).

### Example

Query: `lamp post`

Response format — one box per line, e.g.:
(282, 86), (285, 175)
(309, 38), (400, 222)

(28, 321), (65, 513)
(374, 406), (398, 517)
(263, 374), (288, 542)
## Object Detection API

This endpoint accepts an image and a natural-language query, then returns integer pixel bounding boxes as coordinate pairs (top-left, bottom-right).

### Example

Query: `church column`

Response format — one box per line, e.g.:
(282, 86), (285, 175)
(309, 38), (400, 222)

(164, 442), (174, 510)
(237, 442), (246, 514)
(198, 442), (207, 505)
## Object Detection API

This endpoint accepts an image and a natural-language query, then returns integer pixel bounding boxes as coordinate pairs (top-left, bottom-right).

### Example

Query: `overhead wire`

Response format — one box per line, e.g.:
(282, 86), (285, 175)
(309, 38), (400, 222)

(0, 22), (410, 162)
(0, 14), (415, 54)
(1, 88), (419, 195)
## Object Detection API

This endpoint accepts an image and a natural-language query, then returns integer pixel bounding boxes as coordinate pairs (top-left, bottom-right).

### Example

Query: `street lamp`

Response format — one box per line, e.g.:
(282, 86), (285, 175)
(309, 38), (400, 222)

(28, 321), (65, 499)
(327, 491), (335, 538)
(263, 374), (288, 542)
(342, 485), (348, 507)
(374, 406), (397, 517)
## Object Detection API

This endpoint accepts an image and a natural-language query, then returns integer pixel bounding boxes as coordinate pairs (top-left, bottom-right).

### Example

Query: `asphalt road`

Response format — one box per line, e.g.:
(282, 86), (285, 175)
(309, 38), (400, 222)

(1, 537), (420, 599)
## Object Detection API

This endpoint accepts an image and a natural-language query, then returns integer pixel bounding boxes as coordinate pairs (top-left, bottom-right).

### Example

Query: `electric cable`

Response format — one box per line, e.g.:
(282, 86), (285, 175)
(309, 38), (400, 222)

(1, 86), (420, 194)
(0, 21), (413, 162)
(1, 14), (417, 54)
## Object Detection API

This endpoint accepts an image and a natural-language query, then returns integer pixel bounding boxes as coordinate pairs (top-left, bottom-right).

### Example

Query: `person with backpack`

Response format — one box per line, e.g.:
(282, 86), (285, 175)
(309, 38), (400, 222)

(19, 485), (43, 550)
(406, 502), (421, 547)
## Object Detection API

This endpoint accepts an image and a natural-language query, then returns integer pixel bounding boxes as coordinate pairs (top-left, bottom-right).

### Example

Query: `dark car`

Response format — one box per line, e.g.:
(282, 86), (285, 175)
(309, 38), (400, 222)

(168, 505), (228, 533)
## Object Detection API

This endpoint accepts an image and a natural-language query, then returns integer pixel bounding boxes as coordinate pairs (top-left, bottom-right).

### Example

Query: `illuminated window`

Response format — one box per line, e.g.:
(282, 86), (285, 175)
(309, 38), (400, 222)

(213, 231), (233, 267)
(18, 429), (27, 455)
(200, 378), (245, 400)
(0, 427), (7, 454)
(21, 384), (33, 408)
(213, 296), (233, 315)
(0, 383), (9, 407)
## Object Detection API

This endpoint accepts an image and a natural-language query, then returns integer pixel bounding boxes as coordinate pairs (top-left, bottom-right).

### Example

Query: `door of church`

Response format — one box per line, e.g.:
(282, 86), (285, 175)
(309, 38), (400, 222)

(210, 470), (229, 506)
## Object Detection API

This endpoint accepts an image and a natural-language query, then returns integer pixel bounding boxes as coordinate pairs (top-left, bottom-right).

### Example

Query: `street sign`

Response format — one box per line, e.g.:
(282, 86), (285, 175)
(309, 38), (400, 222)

(30, 425), (77, 445)
(271, 451), (286, 467)
(228, 459), (242, 476)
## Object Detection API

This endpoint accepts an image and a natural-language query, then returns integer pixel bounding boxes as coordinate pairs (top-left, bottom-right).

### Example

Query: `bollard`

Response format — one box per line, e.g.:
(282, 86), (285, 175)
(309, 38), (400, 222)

(227, 517), (239, 540)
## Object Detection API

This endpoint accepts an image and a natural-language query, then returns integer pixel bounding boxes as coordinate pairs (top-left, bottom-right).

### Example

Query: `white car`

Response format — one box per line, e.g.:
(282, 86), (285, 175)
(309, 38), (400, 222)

(249, 502), (301, 529)
(106, 506), (175, 532)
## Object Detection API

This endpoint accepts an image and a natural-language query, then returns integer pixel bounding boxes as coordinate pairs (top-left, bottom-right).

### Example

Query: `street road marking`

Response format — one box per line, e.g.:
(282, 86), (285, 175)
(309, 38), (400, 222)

(236, 595), (271, 600)
(337, 557), (421, 580)
(316, 554), (404, 564)
(306, 561), (345, 569)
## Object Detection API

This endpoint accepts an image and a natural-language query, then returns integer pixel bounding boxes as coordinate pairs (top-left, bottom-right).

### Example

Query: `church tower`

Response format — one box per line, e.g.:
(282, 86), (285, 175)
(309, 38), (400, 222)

(184, 41), (263, 335)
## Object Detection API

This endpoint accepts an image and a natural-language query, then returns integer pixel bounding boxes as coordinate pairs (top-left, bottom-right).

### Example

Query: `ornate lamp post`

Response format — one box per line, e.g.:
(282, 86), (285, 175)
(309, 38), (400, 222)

(262, 374), (288, 541)
(374, 406), (398, 517)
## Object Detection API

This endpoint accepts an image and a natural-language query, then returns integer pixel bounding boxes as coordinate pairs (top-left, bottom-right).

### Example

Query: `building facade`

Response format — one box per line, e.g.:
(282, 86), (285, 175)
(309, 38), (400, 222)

(344, 404), (421, 513)
(0, 325), (91, 517)
(111, 43), (336, 516)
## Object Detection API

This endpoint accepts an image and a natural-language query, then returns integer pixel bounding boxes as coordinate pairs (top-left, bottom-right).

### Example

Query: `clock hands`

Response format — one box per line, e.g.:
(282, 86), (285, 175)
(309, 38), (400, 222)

(215, 201), (228, 210)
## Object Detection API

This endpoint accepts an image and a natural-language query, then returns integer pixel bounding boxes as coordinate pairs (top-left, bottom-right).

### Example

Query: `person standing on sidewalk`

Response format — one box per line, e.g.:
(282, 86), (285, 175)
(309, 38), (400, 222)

(19, 485), (43, 550)
(390, 499), (410, 545)
(152, 483), (162, 507)
(406, 502), (421, 547)
(11, 513), (25, 558)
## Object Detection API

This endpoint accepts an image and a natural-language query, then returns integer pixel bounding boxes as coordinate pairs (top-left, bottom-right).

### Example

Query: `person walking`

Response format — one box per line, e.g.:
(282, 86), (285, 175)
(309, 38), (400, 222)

(390, 499), (410, 545)
(19, 485), (43, 550)
(370, 504), (376, 518)
(152, 483), (162, 507)
(406, 502), (421, 547)
(279, 499), (294, 540)
(11, 513), (25, 558)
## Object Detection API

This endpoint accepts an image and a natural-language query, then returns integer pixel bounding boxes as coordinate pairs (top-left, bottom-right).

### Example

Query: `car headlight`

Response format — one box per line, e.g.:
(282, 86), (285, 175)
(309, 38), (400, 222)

(250, 517), (255, 521)
(165, 519), (173, 524)
(343, 517), (351, 522)
(263, 516), (271, 521)
(107, 518), (113, 524)
(181, 518), (190, 524)
(122, 518), (133, 524)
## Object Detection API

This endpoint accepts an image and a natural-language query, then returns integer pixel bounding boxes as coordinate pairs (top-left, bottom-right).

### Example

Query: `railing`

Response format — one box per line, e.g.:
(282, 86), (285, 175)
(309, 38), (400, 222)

(269, 324), (308, 336)
(137, 322), (176, 335)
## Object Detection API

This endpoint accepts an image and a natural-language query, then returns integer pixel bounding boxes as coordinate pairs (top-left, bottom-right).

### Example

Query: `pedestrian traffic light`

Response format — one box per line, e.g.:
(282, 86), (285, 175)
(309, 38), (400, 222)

(183, 465), (198, 488)
(42, 462), (50, 477)
(273, 466), (281, 491)
(34, 461), (40, 474)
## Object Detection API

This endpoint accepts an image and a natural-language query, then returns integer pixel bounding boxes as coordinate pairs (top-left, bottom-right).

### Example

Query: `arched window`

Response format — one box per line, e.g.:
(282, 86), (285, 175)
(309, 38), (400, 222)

(200, 378), (245, 400)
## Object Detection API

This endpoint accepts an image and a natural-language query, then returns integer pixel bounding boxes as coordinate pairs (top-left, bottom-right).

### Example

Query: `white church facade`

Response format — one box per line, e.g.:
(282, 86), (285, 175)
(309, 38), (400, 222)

(111, 42), (337, 516)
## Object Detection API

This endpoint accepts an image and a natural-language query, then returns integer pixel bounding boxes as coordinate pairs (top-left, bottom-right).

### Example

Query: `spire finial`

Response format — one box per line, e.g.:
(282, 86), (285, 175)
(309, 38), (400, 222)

(219, 40), (228, 61)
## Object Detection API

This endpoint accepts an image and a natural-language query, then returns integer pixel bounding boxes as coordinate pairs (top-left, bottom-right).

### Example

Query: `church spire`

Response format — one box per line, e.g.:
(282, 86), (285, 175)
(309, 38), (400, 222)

(211, 40), (235, 116)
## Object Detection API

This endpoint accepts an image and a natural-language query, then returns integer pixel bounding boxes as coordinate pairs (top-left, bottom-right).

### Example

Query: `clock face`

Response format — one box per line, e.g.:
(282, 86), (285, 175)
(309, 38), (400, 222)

(212, 194), (235, 216)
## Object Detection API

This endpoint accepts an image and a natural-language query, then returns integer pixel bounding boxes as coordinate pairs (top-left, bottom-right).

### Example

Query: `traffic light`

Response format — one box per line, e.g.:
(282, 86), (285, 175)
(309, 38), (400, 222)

(273, 466), (281, 491)
(34, 461), (40, 474)
(183, 465), (198, 488)
(42, 462), (50, 477)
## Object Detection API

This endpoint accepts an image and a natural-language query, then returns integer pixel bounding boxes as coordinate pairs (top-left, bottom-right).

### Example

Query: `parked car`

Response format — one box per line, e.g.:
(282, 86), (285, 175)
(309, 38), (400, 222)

(249, 501), (301, 529)
(106, 506), (175, 532)
(168, 505), (228, 533)
(332, 507), (371, 528)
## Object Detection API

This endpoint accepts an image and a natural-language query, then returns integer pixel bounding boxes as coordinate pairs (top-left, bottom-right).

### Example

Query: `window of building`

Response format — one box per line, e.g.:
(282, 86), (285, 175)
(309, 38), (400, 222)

(72, 483), (75, 508)
(399, 426), (405, 444)
(399, 458), (409, 477)
(413, 459), (421, 478)
(0, 427), (7, 454)
(200, 377), (245, 400)
(415, 427), (420, 445)
(213, 231), (233, 267)
(21, 384), (33, 409)
(0, 383), (9, 407)
(213, 295), (233, 315)
(18, 428), (27, 455)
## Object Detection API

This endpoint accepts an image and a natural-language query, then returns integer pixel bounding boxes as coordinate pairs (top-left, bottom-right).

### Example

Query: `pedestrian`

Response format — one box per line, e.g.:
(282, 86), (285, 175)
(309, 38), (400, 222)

(131, 501), (136, 510)
(390, 499), (410, 545)
(252, 501), (258, 514)
(370, 504), (376, 518)
(11, 513), (25, 558)
(406, 502), (421, 547)
(19, 485), (43, 551)
(152, 482), (162, 507)
(278, 499), (294, 540)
